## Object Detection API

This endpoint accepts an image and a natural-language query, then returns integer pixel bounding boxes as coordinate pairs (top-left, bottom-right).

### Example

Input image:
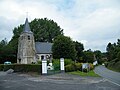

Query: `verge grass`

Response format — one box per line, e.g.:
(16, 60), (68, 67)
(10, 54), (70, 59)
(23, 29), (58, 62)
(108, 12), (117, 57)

(68, 70), (100, 77)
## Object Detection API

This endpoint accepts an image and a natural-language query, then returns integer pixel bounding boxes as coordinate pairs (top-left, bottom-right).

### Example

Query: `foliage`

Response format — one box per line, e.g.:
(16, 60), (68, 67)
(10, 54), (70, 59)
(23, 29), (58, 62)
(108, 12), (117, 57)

(64, 59), (74, 66)
(30, 18), (63, 42)
(0, 64), (4, 71)
(37, 61), (42, 64)
(107, 60), (120, 72)
(0, 64), (42, 73)
(94, 50), (103, 64)
(83, 49), (94, 63)
(89, 63), (94, 70)
(75, 63), (82, 71)
(106, 39), (120, 71)
(65, 63), (76, 72)
(52, 59), (60, 70)
(65, 62), (94, 72)
(0, 38), (17, 63)
(73, 41), (84, 62)
(82, 68), (88, 73)
(52, 35), (76, 60)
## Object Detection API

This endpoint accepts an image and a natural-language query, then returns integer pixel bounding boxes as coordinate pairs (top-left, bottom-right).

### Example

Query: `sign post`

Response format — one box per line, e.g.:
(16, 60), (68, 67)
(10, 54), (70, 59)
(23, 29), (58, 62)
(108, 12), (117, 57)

(60, 58), (65, 73)
(42, 59), (47, 75)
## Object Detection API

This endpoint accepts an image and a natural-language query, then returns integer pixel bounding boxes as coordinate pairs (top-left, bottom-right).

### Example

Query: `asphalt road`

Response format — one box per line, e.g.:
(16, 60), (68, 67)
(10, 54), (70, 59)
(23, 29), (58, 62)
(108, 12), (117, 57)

(0, 71), (120, 90)
(94, 65), (120, 86)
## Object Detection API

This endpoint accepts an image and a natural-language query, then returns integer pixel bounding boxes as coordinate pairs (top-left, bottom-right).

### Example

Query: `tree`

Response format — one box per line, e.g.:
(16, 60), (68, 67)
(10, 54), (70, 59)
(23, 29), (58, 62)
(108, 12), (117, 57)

(94, 50), (103, 64)
(106, 39), (120, 71)
(83, 49), (94, 63)
(52, 35), (76, 60)
(30, 18), (63, 42)
(73, 41), (84, 62)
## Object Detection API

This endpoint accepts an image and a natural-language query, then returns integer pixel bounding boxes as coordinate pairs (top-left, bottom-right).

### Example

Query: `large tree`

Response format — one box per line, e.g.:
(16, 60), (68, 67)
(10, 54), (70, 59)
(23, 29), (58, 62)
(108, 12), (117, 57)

(0, 39), (16, 63)
(30, 18), (63, 42)
(94, 50), (103, 64)
(52, 35), (76, 60)
(73, 41), (84, 62)
(106, 39), (120, 71)
(83, 49), (94, 63)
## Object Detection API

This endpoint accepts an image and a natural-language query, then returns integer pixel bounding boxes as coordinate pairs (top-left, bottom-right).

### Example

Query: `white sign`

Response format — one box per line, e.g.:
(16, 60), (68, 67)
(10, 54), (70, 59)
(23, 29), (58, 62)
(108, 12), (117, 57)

(82, 63), (89, 69)
(93, 61), (98, 65)
(60, 58), (64, 71)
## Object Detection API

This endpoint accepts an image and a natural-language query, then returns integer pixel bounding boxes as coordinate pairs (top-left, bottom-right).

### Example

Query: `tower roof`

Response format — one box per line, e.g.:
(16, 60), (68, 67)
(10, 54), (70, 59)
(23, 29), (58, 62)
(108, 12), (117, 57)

(23, 18), (32, 33)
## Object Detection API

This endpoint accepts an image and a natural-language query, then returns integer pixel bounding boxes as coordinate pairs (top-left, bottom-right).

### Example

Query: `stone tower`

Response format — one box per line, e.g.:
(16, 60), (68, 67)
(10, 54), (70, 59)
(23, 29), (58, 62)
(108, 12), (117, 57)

(17, 18), (36, 64)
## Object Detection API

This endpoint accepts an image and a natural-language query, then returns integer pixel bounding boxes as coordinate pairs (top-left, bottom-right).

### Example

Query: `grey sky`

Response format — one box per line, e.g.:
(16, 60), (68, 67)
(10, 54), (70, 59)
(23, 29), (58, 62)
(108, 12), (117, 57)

(0, 0), (120, 52)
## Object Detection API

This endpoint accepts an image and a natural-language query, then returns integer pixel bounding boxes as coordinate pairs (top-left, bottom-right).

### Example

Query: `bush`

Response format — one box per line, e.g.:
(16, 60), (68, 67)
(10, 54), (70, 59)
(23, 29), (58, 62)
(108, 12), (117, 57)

(83, 68), (88, 73)
(0, 64), (4, 71)
(52, 59), (60, 70)
(37, 61), (42, 64)
(107, 60), (120, 72)
(64, 59), (74, 66)
(89, 63), (94, 70)
(75, 63), (82, 71)
(65, 64), (75, 72)
(104, 62), (108, 67)
(0, 64), (42, 74)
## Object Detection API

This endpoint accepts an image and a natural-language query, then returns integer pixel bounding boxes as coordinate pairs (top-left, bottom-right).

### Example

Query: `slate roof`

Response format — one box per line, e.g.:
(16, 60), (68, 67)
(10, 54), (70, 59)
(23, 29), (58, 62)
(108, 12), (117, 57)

(23, 18), (32, 33)
(35, 42), (53, 54)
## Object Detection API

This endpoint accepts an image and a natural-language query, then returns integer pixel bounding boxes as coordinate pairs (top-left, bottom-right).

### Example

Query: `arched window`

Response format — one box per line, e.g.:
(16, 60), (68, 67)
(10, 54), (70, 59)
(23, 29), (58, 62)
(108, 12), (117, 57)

(41, 55), (44, 60)
(28, 35), (30, 40)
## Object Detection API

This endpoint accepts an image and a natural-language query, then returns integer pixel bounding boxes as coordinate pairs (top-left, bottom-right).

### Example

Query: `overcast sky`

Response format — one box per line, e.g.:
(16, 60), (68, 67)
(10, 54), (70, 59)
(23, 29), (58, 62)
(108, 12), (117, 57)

(0, 0), (120, 52)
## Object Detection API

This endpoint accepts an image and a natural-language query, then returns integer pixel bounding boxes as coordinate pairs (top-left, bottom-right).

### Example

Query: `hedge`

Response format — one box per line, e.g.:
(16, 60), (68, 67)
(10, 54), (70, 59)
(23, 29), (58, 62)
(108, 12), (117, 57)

(65, 63), (94, 72)
(0, 64), (42, 74)
(107, 60), (120, 72)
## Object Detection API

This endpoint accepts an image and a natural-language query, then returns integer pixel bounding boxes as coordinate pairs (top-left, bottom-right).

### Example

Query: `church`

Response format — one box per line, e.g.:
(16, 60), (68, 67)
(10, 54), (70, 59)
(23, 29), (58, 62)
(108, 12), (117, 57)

(17, 18), (52, 64)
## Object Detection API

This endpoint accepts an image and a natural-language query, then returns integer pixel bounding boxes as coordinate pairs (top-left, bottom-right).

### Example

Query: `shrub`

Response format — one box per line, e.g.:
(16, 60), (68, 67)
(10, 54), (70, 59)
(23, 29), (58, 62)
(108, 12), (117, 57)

(107, 60), (120, 72)
(37, 61), (42, 64)
(83, 68), (88, 73)
(104, 62), (108, 67)
(65, 63), (77, 72)
(64, 59), (73, 66)
(0, 64), (4, 71)
(75, 63), (82, 71)
(4, 64), (14, 71)
(89, 63), (94, 70)
(52, 59), (60, 70)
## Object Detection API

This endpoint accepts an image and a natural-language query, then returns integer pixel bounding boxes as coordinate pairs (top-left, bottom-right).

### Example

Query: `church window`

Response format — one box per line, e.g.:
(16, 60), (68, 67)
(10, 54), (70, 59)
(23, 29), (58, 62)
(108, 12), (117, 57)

(28, 36), (30, 40)
(19, 59), (21, 63)
(41, 55), (44, 60)
(21, 36), (23, 40)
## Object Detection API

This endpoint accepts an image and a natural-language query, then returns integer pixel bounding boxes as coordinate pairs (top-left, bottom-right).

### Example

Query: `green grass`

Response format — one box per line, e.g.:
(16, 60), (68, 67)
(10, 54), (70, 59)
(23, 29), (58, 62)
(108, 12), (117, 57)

(107, 67), (120, 72)
(68, 70), (100, 77)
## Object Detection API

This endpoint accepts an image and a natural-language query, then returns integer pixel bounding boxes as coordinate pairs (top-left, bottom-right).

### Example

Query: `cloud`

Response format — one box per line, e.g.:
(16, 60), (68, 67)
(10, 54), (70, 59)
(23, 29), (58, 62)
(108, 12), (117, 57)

(0, 0), (120, 52)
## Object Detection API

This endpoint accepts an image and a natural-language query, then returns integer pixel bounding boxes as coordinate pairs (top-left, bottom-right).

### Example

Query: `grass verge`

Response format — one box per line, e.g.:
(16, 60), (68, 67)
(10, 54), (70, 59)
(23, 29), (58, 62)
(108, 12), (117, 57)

(107, 67), (120, 72)
(68, 70), (100, 77)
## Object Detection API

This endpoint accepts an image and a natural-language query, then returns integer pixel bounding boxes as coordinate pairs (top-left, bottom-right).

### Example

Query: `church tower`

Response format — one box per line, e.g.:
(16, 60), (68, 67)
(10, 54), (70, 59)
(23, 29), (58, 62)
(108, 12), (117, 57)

(17, 18), (36, 64)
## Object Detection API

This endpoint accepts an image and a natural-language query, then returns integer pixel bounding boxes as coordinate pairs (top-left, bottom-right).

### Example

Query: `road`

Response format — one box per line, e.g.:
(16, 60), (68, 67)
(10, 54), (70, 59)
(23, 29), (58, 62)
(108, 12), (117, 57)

(0, 71), (120, 90)
(94, 65), (120, 86)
